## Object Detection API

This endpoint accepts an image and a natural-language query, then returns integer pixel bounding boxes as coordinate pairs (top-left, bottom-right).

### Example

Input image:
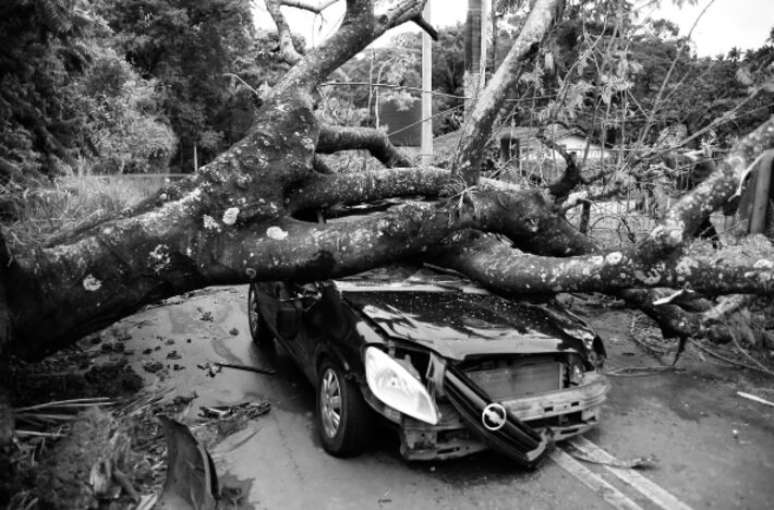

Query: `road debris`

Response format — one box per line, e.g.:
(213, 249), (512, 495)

(569, 449), (658, 470)
(214, 361), (276, 376)
(156, 416), (218, 510)
(606, 366), (685, 377)
(143, 361), (164, 373)
(199, 401), (272, 420)
(378, 489), (392, 504)
(737, 391), (774, 407)
(198, 308), (214, 321)
(196, 362), (223, 377)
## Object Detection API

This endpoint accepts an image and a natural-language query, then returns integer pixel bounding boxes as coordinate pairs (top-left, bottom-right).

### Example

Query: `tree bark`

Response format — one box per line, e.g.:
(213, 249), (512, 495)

(316, 124), (414, 167)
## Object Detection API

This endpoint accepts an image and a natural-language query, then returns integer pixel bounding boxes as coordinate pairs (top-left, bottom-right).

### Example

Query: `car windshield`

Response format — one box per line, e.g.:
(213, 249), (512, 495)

(335, 265), (487, 294)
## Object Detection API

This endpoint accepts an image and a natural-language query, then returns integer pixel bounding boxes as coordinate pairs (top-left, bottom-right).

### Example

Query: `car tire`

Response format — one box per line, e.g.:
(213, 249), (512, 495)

(247, 283), (273, 350)
(316, 358), (372, 457)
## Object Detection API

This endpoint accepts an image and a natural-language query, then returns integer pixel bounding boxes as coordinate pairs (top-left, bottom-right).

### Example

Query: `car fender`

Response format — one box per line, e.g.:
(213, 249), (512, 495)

(313, 341), (357, 383)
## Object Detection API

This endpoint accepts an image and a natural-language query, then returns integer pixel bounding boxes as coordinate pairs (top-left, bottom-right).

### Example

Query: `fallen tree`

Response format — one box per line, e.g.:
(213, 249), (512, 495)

(1, 0), (773, 362)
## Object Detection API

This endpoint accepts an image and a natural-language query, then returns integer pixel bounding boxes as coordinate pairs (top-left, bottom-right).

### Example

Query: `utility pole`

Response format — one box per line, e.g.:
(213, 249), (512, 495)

(421, 1), (433, 166)
(464, 0), (490, 117)
(480, 0), (490, 86)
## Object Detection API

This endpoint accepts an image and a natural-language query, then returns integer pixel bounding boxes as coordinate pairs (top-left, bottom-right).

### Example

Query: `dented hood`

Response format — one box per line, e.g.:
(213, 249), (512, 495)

(342, 290), (596, 361)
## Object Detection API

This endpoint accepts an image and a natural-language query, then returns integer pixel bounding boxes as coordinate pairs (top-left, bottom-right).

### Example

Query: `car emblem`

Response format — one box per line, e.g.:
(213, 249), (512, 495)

(482, 403), (508, 431)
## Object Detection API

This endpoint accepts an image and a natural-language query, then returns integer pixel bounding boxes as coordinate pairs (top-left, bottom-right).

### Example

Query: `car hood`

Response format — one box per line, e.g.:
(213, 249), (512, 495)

(343, 290), (597, 361)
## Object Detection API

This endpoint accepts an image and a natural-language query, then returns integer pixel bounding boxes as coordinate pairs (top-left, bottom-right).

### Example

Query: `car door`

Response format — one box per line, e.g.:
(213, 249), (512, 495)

(284, 282), (327, 379)
(255, 282), (305, 359)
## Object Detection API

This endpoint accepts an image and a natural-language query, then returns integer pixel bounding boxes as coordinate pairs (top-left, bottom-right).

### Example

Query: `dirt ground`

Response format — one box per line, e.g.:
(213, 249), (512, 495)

(3, 286), (774, 509)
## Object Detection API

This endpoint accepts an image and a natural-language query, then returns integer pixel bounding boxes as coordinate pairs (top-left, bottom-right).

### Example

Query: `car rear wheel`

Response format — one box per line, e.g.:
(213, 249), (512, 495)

(247, 283), (273, 350)
(316, 359), (372, 457)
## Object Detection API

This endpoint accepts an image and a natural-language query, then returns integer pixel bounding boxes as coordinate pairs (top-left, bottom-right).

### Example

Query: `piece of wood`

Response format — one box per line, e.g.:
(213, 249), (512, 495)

(737, 391), (774, 407)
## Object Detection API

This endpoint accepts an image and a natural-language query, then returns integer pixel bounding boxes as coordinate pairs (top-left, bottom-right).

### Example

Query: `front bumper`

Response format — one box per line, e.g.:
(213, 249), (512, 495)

(396, 368), (610, 466)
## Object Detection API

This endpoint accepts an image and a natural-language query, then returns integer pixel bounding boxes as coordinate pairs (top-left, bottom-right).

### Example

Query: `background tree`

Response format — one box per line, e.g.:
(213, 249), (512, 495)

(0, 0), (179, 228)
(0, 0), (98, 181)
(96, 0), (265, 171)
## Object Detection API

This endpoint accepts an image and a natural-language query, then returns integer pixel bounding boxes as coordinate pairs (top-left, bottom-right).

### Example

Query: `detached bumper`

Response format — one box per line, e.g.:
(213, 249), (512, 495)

(397, 368), (609, 466)
(442, 366), (548, 467)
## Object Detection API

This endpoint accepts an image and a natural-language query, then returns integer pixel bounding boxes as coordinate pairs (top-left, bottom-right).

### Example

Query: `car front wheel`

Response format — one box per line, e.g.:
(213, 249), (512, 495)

(316, 359), (372, 457)
(247, 283), (273, 350)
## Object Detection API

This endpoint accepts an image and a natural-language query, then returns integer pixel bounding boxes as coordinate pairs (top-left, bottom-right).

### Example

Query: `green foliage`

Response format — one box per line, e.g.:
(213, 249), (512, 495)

(97, 0), (278, 171)
(79, 48), (177, 174)
(330, 25), (466, 135)
(0, 0), (176, 182)
(0, 0), (95, 179)
(491, 0), (773, 150)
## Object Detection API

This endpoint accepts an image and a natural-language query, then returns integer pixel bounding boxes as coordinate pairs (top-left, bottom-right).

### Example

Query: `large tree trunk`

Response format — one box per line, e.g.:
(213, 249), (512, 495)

(2, 0), (774, 361)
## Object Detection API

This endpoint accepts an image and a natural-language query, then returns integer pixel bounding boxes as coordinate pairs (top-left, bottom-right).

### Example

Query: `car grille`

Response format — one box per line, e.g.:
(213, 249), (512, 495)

(464, 356), (563, 401)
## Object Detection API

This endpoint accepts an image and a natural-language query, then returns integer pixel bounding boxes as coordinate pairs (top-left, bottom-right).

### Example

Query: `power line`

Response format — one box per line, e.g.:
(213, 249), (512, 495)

(319, 81), (561, 103)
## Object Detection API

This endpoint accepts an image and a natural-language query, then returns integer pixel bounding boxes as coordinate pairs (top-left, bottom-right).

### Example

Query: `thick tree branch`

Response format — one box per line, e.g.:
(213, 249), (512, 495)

(287, 168), (597, 255)
(287, 168), (450, 211)
(273, 0), (429, 97)
(5, 92), (321, 358)
(437, 232), (774, 296)
(452, 0), (561, 184)
(266, 0), (303, 64)
(620, 289), (733, 343)
(313, 156), (336, 174)
(546, 152), (582, 203)
(531, 128), (598, 202)
(439, 116), (774, 342)
(637, 116), (774, 262)
(411, 14), (438, 40)
(317, 124), (414, 167)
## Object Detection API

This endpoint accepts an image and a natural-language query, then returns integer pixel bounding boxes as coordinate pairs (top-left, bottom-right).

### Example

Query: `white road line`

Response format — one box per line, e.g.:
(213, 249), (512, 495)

(549, 449), (644, 510)
(570, 437), (694, 510)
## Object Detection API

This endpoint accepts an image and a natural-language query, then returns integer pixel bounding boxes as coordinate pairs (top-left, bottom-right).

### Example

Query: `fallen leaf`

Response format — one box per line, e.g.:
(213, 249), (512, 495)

(156, 416), (218, 509)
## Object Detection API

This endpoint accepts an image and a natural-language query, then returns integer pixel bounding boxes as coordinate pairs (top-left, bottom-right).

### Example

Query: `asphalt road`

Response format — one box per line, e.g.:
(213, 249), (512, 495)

(112, 286), (774, 510)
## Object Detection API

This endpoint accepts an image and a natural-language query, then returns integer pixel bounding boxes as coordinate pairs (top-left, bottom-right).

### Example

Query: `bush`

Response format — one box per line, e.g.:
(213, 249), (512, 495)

(82, 49), (177, 174)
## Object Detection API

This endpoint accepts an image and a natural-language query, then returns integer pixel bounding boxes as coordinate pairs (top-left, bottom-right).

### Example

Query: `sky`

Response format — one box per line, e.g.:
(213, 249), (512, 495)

(254, 0), (774, 58)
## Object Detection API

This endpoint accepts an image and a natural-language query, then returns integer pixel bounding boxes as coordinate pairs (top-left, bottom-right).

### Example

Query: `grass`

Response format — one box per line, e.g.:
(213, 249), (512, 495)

(1, 171), (176, 248)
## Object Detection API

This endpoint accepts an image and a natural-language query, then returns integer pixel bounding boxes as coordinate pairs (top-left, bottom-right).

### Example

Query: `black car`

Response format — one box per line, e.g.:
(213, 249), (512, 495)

(247, 266), (609, 467)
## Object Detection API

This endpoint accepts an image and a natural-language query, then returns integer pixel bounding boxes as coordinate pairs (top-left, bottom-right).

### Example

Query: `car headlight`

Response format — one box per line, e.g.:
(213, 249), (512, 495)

(567, 354), (585, 386)
(364, 347), (439, 425)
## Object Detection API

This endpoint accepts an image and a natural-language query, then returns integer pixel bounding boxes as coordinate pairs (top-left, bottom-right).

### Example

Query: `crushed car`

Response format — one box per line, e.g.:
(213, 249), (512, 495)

(247, 266), (609, 467)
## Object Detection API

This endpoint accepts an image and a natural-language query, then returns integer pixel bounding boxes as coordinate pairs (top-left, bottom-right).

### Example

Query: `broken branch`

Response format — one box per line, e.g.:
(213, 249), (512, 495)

(317, 124), (414, 167)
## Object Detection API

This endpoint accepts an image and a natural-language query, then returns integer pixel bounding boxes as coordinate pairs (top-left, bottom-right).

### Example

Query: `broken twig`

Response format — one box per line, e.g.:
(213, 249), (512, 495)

(737, 391), (774, 408)
(728, 329), (774, 378)
(14, 397), (112, 413)
(606, 366), (684, 377)
(690, 340), (774, 377)
(568, 450), (658, 470)
(214, 361), (276, 375)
